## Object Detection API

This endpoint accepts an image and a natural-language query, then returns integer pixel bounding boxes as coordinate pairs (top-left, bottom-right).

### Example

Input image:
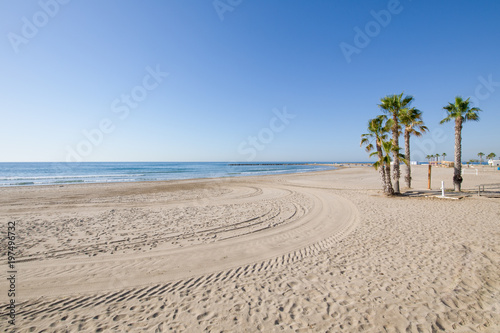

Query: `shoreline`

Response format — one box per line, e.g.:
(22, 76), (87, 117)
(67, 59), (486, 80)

(0, 161), (389, 190)
(0, 164), (344, 190)
(0, 162), (343, 189)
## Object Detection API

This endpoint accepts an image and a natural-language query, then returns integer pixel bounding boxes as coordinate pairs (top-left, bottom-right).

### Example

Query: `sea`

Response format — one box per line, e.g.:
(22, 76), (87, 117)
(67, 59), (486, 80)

(0, 162), (337, 187)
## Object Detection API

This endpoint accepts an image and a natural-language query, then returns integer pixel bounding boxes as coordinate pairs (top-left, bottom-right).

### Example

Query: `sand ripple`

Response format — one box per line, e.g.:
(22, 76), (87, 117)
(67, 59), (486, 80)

(0, 167), (499, 332)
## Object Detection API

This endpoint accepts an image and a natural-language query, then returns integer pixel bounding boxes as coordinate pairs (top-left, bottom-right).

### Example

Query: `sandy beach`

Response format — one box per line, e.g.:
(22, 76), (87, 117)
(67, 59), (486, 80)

(1, 165), (499, 332)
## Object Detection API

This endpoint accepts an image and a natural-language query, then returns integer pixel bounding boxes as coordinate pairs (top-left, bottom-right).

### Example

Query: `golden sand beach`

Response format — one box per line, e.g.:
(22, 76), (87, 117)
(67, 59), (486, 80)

(1, 165), (499, 332)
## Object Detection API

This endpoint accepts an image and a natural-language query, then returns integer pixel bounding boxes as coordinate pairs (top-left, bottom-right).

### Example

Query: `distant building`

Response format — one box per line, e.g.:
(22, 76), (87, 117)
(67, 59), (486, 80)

(441, 161), (454, 168)
(488, 159), (500, 166)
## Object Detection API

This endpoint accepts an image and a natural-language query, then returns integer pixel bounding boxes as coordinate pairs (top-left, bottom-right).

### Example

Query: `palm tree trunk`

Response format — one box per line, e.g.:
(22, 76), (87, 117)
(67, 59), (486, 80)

(392, 114), (400, 193)
(379, 165), (386, 191)
(454, 118), (463, 191)
(404, 130), (411, 188)
(385, 162), (394, 195)
(376, 144), (387, 191)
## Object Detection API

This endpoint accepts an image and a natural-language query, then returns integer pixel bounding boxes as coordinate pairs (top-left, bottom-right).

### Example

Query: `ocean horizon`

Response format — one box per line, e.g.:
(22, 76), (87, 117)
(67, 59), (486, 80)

(0, 162), (344, 187)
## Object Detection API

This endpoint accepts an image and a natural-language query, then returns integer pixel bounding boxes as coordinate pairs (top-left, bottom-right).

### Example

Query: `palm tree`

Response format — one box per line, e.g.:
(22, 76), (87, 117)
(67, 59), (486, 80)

(399, 107), (428, 188)
(436, 153), (441, 164)
(361, 115), (394, 195)
(377, 139), (406, 195)
(426, 155), (431, 164)
(379, 92), (414, 193)
(468, 159), (477, 167)
(440, 96), (482, 191)
(477, 152), (485, 164)
(442, 152), (447, 161)
(486, 153), (496, 166)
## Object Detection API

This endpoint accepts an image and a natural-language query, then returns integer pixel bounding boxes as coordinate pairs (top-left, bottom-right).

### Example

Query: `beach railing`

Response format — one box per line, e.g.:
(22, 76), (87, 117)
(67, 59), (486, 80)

(462, 168), (478, 176)
(477, 183), (500, 196)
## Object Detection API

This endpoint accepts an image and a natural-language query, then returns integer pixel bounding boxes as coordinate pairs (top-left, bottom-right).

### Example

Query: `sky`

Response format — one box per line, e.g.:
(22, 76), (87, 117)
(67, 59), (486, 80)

(0, 0), (499, 162)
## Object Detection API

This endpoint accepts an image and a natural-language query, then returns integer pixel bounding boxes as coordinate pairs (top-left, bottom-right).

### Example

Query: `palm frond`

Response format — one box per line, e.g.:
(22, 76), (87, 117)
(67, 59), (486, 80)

(440, 115), (453, 124)
(360, 137), (370, 146)
(398, 153), (408, 166)
(442, 96), (482, 124)
(401, 95), (414, 107)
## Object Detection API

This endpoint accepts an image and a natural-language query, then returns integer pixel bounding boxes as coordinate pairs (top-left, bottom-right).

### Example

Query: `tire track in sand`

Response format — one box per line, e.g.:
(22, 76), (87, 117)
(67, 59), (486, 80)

(1, 181), (359, 322)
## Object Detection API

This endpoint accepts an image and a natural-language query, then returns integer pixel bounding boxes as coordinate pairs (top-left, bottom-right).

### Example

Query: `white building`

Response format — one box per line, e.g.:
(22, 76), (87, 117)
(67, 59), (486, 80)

(488, 159), (500, 166)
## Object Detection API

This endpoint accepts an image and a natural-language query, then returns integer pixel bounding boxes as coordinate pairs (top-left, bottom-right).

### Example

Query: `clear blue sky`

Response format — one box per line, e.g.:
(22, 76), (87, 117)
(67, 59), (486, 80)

(1, 0), (499, 162)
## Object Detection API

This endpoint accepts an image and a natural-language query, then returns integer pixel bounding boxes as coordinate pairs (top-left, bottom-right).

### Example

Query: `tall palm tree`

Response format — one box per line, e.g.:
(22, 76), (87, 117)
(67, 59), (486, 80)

(361, 115), (394, 195)
(379, 93), (414, 194)
(426, 155), (431, 164)
(442, 152), (447, 161)
(440, 96), (482, 191)
(377, 139), (406, 195)
(399, 107), (428, 188)
(436, 153), (441, 163)
(477, 152), (485, 164)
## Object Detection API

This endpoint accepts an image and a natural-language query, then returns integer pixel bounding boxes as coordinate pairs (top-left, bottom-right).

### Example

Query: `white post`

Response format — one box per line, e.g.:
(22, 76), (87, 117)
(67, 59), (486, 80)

(441, 181), (445, 197)
(475, 169), (478, 176)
